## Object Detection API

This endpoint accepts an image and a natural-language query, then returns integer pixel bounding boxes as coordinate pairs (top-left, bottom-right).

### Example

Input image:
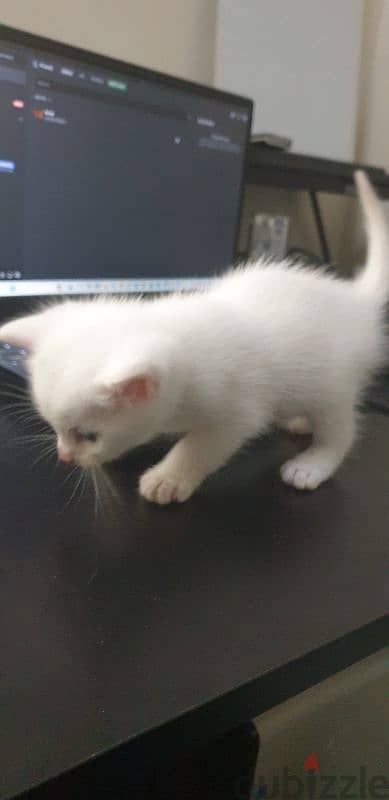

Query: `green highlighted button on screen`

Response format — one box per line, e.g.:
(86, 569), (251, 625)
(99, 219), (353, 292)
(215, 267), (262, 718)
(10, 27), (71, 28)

(108, 79), (127, 91)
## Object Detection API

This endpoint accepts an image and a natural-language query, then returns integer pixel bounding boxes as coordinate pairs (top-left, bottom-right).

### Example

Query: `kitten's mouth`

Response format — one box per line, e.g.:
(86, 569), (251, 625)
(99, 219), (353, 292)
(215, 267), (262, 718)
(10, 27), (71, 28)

(75, 455), (101, 469)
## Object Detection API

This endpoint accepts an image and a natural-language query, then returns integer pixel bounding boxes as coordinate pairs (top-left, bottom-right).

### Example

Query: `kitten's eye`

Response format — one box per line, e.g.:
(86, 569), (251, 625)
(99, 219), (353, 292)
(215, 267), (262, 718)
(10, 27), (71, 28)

(72, 428), (99, 444)
(83, 431), (98, 443)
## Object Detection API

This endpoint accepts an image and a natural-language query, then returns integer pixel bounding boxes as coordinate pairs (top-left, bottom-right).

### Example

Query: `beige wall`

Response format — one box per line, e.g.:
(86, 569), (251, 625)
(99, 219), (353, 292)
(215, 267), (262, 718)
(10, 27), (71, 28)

(242, 0), (389, 271)
(0, 0), (217, 84)
(338, 0), (389, 267)
(357, 0), (389, 168)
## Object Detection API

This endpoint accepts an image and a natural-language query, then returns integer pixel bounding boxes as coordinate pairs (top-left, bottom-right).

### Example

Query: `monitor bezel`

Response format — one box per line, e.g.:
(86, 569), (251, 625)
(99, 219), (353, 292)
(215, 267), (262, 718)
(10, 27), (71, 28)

(0, 23), (253, 323)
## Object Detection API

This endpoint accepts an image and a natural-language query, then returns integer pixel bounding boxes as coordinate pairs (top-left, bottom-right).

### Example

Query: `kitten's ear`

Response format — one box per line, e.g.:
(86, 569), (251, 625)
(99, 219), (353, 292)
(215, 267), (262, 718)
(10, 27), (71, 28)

(98, 333), (173, 408)
(99, 366), (160, 406)
(0, 311), (48, 351)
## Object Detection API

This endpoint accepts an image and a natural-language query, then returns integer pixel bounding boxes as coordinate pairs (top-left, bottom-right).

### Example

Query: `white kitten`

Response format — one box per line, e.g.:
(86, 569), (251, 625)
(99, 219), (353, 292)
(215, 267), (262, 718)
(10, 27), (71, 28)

(1, 171), (387, 504)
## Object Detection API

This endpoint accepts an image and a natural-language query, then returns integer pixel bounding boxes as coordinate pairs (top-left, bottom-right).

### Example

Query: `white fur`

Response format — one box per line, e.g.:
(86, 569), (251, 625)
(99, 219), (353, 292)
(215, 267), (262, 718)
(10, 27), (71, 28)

(1, 171), (388, 503)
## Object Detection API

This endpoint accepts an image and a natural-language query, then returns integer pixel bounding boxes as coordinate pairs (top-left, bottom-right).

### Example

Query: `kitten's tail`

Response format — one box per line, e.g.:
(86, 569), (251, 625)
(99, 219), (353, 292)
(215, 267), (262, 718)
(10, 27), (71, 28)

(355, 169), (389, 299)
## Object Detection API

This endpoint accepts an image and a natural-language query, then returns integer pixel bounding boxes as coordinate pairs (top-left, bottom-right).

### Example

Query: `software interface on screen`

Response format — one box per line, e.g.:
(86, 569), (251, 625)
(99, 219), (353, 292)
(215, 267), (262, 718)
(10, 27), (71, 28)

(0, 32), (251, 296)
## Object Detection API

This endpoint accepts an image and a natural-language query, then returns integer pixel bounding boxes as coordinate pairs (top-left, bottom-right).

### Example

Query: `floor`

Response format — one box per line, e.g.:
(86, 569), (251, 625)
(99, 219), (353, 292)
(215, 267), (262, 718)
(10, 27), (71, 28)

(253, 647), (389, 798)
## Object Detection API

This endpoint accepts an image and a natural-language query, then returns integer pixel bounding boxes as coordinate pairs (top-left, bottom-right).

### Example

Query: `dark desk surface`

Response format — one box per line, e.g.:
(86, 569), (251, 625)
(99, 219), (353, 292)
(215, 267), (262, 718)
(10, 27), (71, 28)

(0, 398), (388, 799)
(247, 145), (389, 197)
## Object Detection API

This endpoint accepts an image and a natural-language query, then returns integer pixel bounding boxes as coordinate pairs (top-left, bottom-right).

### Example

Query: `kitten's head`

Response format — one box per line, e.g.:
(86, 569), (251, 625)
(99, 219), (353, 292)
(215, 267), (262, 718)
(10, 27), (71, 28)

(0, 301), (177, 467)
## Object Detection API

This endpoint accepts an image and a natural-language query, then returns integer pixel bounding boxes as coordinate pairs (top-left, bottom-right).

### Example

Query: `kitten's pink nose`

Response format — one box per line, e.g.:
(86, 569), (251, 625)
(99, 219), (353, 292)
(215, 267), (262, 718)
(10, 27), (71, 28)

(57, 445), (73, 463)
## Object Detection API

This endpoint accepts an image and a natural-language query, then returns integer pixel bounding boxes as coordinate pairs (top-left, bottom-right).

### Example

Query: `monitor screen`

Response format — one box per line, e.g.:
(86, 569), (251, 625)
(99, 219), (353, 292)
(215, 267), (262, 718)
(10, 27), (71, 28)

(0, 25), (252, 298)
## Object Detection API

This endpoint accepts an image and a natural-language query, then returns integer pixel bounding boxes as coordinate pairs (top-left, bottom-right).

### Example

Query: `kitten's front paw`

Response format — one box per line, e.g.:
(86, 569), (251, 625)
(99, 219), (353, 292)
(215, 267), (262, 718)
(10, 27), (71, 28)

(139, 462), (197, 505)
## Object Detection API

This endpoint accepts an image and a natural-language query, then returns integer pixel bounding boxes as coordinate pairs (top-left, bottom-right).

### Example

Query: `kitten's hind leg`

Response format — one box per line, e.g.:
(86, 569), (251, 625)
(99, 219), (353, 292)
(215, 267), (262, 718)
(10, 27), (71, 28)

(280, 403), (356, 490)
(279, 415), (312, 435)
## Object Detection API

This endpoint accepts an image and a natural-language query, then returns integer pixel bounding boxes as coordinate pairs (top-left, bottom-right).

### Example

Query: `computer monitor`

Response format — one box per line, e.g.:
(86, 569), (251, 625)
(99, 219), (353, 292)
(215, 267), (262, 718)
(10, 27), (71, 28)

(0, 24), (252, 302)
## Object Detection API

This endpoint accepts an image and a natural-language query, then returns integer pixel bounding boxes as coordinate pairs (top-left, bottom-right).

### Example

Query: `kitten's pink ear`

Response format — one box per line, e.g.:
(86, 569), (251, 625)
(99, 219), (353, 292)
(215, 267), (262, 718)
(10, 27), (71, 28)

(0, 312), (48, 351)
(101, 369), (160, 406)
